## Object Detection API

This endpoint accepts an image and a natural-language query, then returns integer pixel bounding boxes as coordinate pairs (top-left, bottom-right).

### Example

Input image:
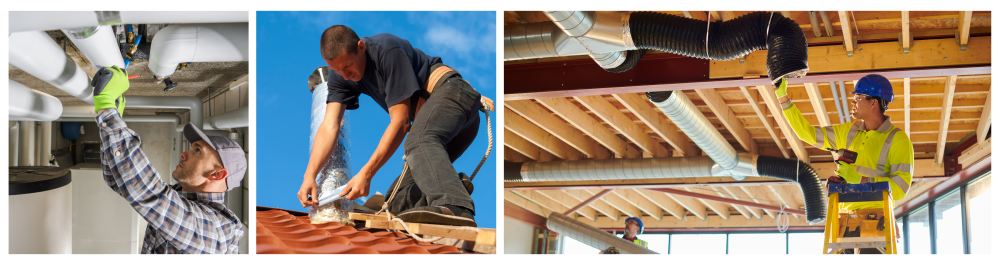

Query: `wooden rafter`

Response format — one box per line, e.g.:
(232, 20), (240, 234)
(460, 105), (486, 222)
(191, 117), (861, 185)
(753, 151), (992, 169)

(977, 90), (991, 143)
(720, 11), (735, 22)
(535, 97), (642, 158)
(802, 82), (832, 127)
(505, 191), (553, 218)
(683, 187), (731, 221)
(504, 129), (553, 161)
(562, 189), (619, 220)
(655, 188), (708, 221)
(739, 86), (789, 158)
(713, 187), (753, 220)
(901, 11), (911, 52)
(613, 189), (664, 221)
(574, 95), (670, 157)
(589, 189), (642, 218)
(755, 84), (811, 162)
(904, 78), (912, 136)
(505, 108), (584, 160)
(511, 190), (570, 217)
(612, 93), (697, 156)
(935, 75), (959, 165)
(841, 11), (856, 55)
(695, 88), (758, 154)
(634, 188), (686, 220)
(957, 11), (973, 50)
(506, 100), (610, 159)
(536, 190), (598, 221)
(739, 186), (776, 219)
(768, 185), (802, 220)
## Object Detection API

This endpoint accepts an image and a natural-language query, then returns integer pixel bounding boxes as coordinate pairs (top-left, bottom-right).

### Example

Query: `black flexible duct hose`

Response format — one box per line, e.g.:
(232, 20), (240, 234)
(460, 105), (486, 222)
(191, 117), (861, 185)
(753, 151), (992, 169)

(605, 49), (646, 73)
(627, 11), (809, 84)
(754, 155), (826, 224)
(504, 161), (524, 182)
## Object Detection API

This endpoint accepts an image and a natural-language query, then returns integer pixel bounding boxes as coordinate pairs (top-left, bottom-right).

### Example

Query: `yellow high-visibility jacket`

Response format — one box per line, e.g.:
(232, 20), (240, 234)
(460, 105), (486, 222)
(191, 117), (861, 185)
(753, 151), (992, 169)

(781, 101), (915, 210)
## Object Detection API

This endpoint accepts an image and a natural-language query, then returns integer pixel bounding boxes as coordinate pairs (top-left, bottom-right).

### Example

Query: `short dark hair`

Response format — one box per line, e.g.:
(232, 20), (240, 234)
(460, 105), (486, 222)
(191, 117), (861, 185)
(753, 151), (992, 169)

(864, 95), (888, 114)
(320, 25), (361, 60)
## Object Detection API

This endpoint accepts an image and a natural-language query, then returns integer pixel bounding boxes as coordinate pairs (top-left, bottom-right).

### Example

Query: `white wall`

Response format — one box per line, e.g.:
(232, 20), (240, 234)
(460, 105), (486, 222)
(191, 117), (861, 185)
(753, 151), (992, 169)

(504, 216), (536, 254)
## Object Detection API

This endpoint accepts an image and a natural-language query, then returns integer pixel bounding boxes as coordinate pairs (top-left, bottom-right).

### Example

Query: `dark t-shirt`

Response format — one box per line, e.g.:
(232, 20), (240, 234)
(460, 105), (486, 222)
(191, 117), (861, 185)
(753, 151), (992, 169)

(326, 33), (442, 112)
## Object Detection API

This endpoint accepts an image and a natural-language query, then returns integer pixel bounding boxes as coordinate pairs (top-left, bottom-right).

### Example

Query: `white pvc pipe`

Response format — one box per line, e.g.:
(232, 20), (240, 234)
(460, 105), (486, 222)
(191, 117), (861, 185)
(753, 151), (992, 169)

(62, 25), (127, 70)
(829, 81), (845, 124)
(10, 11), (249, 32)
(10, 31), (95, 104)
(19, 121), (36, 166)
(149, 23), (249, 78)
(9, 80), (64, 121)
(10, 122), (20, 166)
(203, 106), (249, 130)
(60, 96), (203, 128)
(839, 81), (850, 121)
(41, 122), (53, 166)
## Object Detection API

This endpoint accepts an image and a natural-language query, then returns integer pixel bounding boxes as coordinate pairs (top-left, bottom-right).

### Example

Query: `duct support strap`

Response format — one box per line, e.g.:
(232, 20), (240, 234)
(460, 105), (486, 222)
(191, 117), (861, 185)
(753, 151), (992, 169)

(308, 82), (354, 226)
(547, 213), (658, 254)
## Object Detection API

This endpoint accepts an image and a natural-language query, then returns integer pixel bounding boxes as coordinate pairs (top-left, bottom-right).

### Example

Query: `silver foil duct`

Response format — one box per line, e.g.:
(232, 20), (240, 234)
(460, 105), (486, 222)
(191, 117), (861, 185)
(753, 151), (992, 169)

(307, 75), (354, 225)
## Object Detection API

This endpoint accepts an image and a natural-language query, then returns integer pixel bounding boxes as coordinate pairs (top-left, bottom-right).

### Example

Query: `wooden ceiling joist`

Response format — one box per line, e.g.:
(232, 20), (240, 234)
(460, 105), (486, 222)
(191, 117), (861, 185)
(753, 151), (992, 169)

(756, 84), (811, 162)
(613, 189), (664, 221)
(535, 97), (642, 158)
(957, 11), (973, 50)
(739, 86), (789, 158)
(588, 189), (642, 219)
(505, 108), (584, 160)
(634, 188), (687, 220)
(505, 100), (611, 159)
(935, 75), (959, 165)
(695, 88), (759, 154)
(612, 93), (698, 156)
(574, 95), (670, 157)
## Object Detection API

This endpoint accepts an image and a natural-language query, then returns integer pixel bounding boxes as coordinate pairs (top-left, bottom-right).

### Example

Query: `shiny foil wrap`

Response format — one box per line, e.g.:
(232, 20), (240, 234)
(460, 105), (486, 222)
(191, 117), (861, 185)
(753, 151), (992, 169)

(308, 82), (354, 226)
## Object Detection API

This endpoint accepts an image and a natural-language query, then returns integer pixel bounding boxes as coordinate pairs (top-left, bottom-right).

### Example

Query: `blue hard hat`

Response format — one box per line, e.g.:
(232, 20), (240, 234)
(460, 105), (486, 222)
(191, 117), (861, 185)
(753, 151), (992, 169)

(625, 217), (643, 234)
(851, 74), (894, 102)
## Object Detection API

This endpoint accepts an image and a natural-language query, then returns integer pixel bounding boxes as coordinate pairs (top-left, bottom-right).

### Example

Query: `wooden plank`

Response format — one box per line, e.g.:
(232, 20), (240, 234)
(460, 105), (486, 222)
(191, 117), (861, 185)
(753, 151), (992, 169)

(634, 188), (687, 220)
(506, 100), (610, 159)
(904, 78), (911, 136)
(536, 190), (598, 221)
(684, 187), (731, 221)
(739, 186), (776, 219)
(505, 191), (553, 218)
(740, 85), (789, 158)
(694, 88), (758, 154)
(511, 190), (570, 215)
(780, 11), (793, 20)
(709, 11), (720, 22)
(720, 11), (735, 22)
(901, 11), (911, 51)
(562, 189), (619, 219)
(505, 129), (544, 161)
(976, 88), (991, 143)
(710, 36), (992, 79)
(612, 189), (664, 221)
(756, 84), (811, 162)
(591, 214), (818, 229)
(574, 95), (670, 157)
(802, 82), (832, 127)
(935, 75), (958, 165)
(612, 93), (697, 156)
(958, 137), (990, 167)
(504, 146), (531, 163)
(957, 11), (973, 48)
(505, 108), (584, 160)
(535, 97), (641, 158)
(769, 185), (802, 220)
(365, 220), (496, 245)
(588, 189), (642, 219)
(654, 188), (708, 221)
(839, 11), (855, 55)
(350, 212), (390, 222)
(714, 187), (754, 220)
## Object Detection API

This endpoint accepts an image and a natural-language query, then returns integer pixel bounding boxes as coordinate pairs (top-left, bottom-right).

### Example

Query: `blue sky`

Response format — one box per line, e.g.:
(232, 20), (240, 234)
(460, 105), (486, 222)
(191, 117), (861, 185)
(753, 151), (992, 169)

(256, 11), (497, 228)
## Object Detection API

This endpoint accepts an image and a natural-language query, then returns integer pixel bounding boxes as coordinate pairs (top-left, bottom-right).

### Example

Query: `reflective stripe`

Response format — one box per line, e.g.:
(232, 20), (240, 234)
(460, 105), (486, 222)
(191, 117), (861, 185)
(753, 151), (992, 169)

(813, 127), (825, 149)
(855, 165), (888, 178)
(889, 174), (911, 193)
(845, 121), (862, 147)
(825, 126), (837, 149)
(781, 100), (795, 110)
(889, 163), (913, 174)
(634, 239), (649, 248)
(877, 128), (900, 173)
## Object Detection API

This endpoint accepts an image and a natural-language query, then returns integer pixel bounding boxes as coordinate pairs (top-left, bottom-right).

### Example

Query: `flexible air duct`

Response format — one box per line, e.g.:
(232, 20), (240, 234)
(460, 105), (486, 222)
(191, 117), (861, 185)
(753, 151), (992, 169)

(10, 31), (95, 104)
(308, 79), (354, 225)
(62, 24), (127, 70)
(9, 80), (64, 121)
(148, 23), (249, 79)
(505, 156), (727, 182)
(547, 212), (658, 254)
(10, 11), (249, 32)
(646, 90), (825, 224)
(627, 11), (809, 84)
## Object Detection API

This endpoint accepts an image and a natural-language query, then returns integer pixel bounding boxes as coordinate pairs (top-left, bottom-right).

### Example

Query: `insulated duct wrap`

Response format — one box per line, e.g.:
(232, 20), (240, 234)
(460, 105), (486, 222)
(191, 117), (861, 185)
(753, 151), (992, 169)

(308, 82), (353, 226)
(754, 156), (826, 224)
(547, 213), (658, 254)
(505, 156), (724, 182)
(625, 11), (809, 83)
(647, 91), (739, 171)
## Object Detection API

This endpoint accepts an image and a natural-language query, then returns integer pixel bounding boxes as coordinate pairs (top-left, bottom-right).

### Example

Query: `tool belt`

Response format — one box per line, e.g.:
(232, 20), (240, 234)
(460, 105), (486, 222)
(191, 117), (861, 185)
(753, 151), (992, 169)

(409, 63), (460, 123)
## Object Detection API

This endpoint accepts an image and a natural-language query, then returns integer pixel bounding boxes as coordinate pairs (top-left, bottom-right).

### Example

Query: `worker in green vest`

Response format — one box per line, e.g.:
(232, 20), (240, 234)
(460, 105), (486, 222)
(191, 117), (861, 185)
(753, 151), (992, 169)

(775, 75), (914, 253)
(623, 217), (649, 248)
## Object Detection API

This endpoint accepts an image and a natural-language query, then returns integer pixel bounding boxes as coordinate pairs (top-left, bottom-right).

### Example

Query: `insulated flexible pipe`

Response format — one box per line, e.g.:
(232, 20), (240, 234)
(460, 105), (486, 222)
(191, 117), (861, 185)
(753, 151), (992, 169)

(504, 156), (727, 182)
(9, 31), (95, 104)
(627, 11), (809, 84)
(9, 80), (64, 121)
(148, 23), (250, 79)
(62, 24), (127, 70)
(9, 11), (249, 32)
(547, 213), (658, 254)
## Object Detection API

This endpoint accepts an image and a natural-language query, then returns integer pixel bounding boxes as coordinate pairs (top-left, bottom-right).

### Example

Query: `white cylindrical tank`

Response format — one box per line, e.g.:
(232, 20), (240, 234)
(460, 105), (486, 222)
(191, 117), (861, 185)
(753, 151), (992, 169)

(9, 167), (73, 254)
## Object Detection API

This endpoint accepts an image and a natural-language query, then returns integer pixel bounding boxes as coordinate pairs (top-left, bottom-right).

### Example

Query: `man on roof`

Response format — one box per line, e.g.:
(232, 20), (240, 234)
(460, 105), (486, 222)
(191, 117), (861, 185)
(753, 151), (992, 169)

(775, 75), (914, 253)
(91, 65), (246, 253)
(297, 25), (494, 227)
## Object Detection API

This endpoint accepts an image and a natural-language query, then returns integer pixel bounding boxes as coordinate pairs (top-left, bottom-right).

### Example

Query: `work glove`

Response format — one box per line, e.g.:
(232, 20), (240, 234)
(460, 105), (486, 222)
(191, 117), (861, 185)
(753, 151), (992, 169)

(774, 77), (788, 98)
(91, 65), (130, 114)
(834, 161), (862, 184)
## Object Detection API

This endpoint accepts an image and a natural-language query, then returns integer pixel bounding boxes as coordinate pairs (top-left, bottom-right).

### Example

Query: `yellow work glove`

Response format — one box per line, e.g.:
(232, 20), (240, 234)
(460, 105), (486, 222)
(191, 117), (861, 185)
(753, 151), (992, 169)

(835, 161), (862, 184)
(774, 77), (788, 98)
(91, 66), (129, 114)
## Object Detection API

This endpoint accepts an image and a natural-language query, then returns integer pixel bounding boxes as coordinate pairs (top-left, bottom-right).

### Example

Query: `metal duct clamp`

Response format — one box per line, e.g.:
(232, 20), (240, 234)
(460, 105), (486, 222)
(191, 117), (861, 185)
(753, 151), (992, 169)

(162, 77), (178, 91)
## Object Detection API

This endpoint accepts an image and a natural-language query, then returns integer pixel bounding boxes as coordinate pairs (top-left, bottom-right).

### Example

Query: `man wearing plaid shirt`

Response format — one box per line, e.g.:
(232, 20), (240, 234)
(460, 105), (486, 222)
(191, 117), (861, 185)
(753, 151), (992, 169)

(93, 65), (246, 254)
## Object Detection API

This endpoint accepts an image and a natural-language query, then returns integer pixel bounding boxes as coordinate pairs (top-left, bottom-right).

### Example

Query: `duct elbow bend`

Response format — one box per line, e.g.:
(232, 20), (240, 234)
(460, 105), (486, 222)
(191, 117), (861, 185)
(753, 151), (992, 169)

(754, 155), (827, 224)
(149, 23), (249, 78)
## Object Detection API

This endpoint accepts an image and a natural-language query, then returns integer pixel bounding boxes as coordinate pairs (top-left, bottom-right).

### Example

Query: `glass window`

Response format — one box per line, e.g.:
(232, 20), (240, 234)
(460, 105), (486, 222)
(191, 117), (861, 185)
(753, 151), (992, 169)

(896, 216), (905, 249)
(728, 233), (786, 254)
(669, 234), (726, 254)
(639, 234), (670, 254)
(561, 235), (598, 254)
(967, 174), (991, 254)
(787, 232), (824, 254)
(934, 190), (964, 254)
(907, 206), (932, 254)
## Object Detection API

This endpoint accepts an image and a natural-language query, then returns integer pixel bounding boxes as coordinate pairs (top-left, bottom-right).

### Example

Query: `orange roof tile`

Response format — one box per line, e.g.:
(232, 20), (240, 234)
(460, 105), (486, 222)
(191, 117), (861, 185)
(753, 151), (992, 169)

(256, 206), (467, 254)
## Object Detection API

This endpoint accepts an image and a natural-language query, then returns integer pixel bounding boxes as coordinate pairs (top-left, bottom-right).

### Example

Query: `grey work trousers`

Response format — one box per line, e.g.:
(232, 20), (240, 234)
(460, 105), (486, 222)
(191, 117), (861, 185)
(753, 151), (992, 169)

(385, 76), (480, 215)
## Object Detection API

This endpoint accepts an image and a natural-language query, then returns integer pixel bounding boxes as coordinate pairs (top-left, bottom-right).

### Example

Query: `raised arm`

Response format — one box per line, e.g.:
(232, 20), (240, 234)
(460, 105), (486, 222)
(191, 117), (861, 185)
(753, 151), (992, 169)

(298, 101), (347, 207)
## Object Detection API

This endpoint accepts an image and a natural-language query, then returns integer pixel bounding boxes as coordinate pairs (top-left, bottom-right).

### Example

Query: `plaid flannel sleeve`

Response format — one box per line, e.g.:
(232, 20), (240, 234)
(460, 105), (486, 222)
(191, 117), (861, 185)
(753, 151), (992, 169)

(97, 109), (227, 253)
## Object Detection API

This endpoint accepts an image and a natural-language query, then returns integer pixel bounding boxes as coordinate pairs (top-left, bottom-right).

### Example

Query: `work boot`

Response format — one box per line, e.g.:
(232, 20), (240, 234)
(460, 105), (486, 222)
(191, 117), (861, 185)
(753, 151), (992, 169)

(397, 205), (476, 227)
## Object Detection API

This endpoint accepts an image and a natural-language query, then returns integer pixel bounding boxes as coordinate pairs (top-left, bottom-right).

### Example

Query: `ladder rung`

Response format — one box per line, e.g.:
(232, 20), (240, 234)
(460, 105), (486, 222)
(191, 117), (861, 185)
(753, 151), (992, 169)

(836, 236), (885, 243)
(829, 241), (887, 249)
